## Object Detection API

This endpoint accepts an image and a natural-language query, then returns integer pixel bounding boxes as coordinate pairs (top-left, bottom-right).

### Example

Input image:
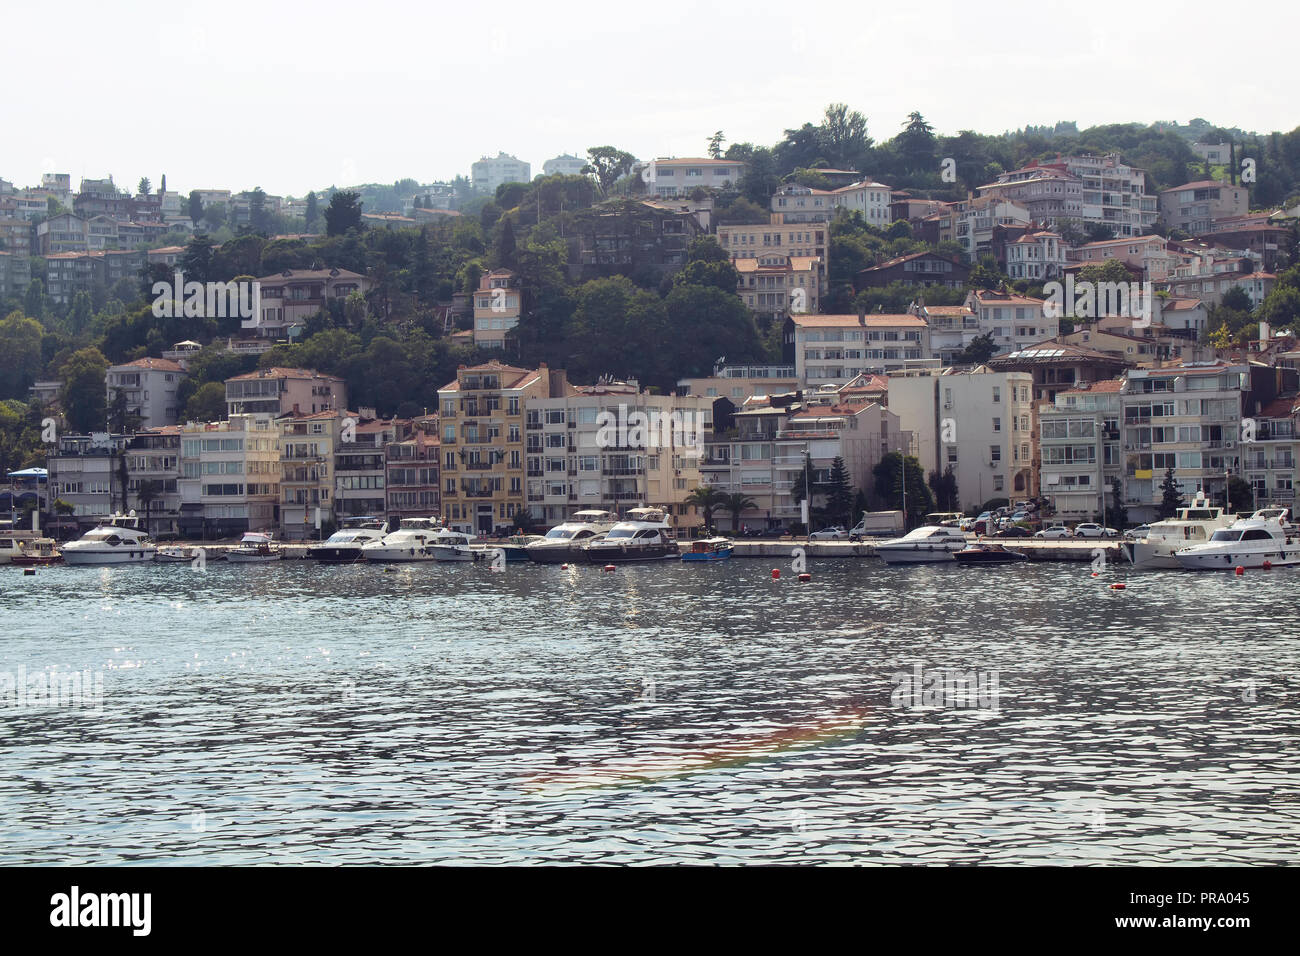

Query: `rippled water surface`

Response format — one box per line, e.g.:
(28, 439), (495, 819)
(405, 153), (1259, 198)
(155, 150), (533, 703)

(2, 557), (1298, 865)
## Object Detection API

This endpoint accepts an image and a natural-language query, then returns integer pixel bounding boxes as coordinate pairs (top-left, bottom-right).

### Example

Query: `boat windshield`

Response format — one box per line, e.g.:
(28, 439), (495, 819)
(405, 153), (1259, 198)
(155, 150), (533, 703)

(607, 529), (635, 539)
(544, 528), (574, 540)
(1209, 529), (1243, 542)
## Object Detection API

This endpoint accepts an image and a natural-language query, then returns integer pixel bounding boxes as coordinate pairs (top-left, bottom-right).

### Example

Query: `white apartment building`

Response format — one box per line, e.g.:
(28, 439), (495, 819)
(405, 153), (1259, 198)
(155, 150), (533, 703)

(178, 414), (280, 538)
(982, 154), (1157, 237)
(524, 383), (710, 531)
(471, 152), (531, 195)
(909, 303), (979, 366)
(953, 197), (1031, 260)
(47, 433), (127, 522)
(641, 158), (744, 197)
(787, 313), (931, 386)
(830, 180), (893, 225)
(976, 168), (1084, 230)
(335, 417), (396, 521)
(1005, 230), (1069, 281)
(1038, 380), (1123, 520)
(542, 154), (587, 177)
(964, 289), (1057, 356)
(1119, 364), (1249, 521)
(278, 411), (339, 539)
(888, 369), (1037, 509)
(1159, 180), (1249, 235)
(106, 357), (187, 429)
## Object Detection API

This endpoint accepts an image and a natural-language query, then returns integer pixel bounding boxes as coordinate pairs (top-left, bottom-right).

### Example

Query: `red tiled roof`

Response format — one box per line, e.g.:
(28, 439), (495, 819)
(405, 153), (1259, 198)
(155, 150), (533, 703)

(114, 357), (185, 372)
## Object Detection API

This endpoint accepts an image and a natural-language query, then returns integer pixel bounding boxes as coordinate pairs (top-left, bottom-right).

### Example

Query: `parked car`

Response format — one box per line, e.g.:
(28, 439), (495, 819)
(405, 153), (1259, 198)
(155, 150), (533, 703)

(993, 526), (1031, 538)
(1009, 510), (1029, 522)
(809, 526), (848, 540)
(1073, 523), (1120, 538)
(1124, 525), (1152, 539)
(1035, 525), (1073, 539)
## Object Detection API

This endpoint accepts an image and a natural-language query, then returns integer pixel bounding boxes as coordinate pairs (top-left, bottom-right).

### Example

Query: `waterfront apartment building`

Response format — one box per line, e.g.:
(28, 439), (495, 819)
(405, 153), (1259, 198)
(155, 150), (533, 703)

(385, 423), (440, 522)
(122, 427), (182, 535)
(1038, 380), (1124, 521)
(1241, 393), (1300, 509)
(786, 312), (931, 386)
(47, 433), (128, 524)
(278, 410), (339, 539)
(472, 268), (521, 348)
(106, 357), (188, 430)
(437, 361), (567, 535)
(177, 414), (281, 538)
(524, 382), (711, 531)
(334, 416), (398, 521)
(889, 369), (1037, 508)
(1159, 181), (1249, 235)
(224, 367), (348, 418)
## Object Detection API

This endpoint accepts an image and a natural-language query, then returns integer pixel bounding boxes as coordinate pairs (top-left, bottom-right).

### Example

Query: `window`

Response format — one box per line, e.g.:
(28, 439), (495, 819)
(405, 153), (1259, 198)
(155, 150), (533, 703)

(990, 445), (1001, 462)
(992, 387), (1001, 403)
(992, 417), (1001, 433)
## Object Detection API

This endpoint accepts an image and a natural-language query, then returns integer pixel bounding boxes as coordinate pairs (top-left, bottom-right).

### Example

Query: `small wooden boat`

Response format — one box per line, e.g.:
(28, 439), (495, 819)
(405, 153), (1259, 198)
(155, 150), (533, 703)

(681, 537), (734, 561)
(226, 532), (283, 563)
(952, 542), (1028, 565)
(10, 538), (63, 566)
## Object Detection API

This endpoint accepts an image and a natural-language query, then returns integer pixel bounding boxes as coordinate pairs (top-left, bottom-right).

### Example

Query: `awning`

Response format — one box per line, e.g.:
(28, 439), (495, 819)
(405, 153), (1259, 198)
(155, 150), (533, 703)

(7, 468), (47, 479)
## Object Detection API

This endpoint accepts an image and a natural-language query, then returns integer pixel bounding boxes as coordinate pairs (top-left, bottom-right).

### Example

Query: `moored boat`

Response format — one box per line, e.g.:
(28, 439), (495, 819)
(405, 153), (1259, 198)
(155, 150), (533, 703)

(1174, 517), (1300, 570)
(61, 513), (157, 565)
(308, 517), (389, 563)
(360, 517), (442, 562)
(874, 525), (968, 564)
(578, 508), (678, 563)
(156, 546), (201, 563)
(227, 532), (283, 563)
(952, 542), (1027, 565)
(10, 538), (63, 566)
(526, 510), (617, 564)
(1120, 492), (1233, 569)
(427, 527), (477, 562)
(681, 537), (734, 561)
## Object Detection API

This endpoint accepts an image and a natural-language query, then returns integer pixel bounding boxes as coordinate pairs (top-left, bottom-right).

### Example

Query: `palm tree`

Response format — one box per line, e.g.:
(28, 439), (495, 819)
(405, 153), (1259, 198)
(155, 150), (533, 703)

(723, 493), (756, 533)
(136, 479), (163, 537)
(685, 485), (727, 532)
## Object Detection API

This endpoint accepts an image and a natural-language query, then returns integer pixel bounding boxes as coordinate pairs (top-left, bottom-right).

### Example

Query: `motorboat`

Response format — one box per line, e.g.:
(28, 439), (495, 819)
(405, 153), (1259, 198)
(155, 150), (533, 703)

(491, 533), (545, 563)
(525, 510), (617, 564)
(1119, 493), (1235, 569)
(360, 517), (443, 562)
(156, 545), (202, 563)
(681, 537), (734, 561)
(10, 538), (63, 566)
(874, 525), (968, 564)
(952, 542), (1027, 565)
(0, 529), (36, 564)
(578, 508), (678, 563)
(1174, 517), (1300, 570)
(428, 527), (478, 562)
(226, 532), (283, 563)
(61, 512), (157, 565)
(308, 517), (390, 563)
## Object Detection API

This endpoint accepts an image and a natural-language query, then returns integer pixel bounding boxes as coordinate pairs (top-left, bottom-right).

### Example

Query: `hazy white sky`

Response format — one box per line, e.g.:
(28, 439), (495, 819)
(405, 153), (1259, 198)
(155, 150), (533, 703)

(6, 0), (1296, 198)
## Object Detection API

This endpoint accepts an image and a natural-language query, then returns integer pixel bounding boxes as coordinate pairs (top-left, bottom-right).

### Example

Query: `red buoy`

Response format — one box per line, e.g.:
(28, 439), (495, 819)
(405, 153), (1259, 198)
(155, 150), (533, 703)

(1262, 561), (1273, 570)
(603, 564), (616, 572)
(771, 568), (780, 579)
(560, 563), (568, 570)
(1109, 583), (1125, 590)
(1235, 566), (1245, 575)
(1090, 572), (1099, 578)
(798, 572), (811, 582)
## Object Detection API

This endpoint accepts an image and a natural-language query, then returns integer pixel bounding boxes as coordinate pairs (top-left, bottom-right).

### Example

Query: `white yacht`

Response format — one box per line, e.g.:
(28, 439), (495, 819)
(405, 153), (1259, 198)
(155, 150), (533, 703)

(1120, 493), (1234, 569)
(525, 510), (617, 564)
(227, 531), (283, 563)
(360, 517), (443, 562)
(1175, 516), (1300, 570)
(579, 508), (678, 563)
(874, 525), (969, 564)
(428, 527), (478, 562)
(61, 512), (157, 565)
(0, 528), (36, 564)
(308, 517), (389, 563)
